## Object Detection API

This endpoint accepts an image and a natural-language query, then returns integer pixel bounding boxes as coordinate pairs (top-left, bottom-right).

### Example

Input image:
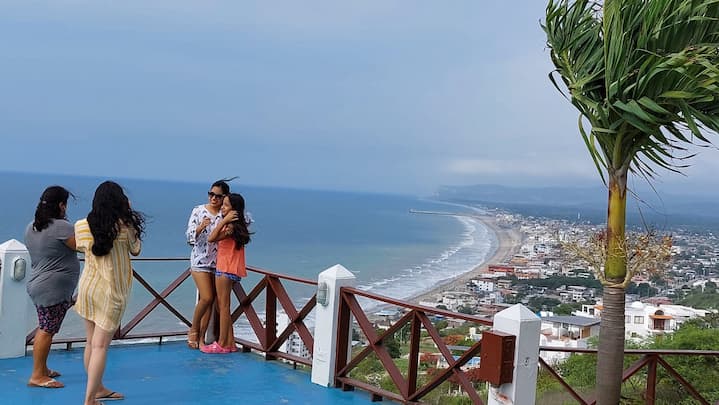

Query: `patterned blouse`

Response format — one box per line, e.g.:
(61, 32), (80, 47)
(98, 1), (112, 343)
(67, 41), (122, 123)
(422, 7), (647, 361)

(186, 204), (223, 269)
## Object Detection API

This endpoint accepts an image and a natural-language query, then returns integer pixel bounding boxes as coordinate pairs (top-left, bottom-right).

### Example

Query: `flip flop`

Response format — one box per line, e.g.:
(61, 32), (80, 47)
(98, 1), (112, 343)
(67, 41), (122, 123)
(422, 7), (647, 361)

(200, 341), (230, 354)
(27, 378), (64, 388)
(47, 369), (61, 378)
(187, 331), (199, 349)
(96, 391), (124, 401)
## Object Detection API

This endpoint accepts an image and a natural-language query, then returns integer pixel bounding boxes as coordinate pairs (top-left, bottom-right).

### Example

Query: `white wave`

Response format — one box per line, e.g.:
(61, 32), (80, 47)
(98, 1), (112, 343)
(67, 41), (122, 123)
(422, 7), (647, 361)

(356, 210), (496, 310)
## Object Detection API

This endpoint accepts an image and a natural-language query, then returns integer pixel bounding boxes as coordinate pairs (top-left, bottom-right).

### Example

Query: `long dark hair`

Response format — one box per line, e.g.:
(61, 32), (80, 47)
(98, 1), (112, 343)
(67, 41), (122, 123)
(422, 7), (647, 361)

(226, 193), (252, 249)
(87, 181), (146, 257)
(33, 186), (73, 231)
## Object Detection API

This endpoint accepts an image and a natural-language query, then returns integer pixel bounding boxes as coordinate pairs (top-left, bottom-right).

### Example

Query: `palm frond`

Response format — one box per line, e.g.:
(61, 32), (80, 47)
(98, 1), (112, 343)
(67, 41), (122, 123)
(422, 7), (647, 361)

(543, 0), (719, 181)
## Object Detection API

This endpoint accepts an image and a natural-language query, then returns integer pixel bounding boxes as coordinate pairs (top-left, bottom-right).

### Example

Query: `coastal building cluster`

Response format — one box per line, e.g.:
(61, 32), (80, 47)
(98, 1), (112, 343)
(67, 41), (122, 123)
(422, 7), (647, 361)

(410, 210), (718, 365)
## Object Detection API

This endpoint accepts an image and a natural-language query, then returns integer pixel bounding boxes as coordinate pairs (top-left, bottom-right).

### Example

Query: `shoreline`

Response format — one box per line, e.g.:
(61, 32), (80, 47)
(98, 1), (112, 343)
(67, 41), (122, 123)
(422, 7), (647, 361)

(408, 213), (523, 305)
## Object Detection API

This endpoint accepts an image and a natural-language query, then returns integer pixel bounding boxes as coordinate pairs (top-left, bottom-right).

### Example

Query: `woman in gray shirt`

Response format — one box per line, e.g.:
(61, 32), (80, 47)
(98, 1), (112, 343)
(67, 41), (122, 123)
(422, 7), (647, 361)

(24, 186), (80, 389)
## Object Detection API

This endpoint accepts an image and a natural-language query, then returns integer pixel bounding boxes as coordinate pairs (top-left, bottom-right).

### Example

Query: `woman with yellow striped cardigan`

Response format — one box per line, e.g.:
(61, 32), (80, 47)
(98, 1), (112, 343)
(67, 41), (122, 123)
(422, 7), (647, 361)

(74, 181), (145, 405)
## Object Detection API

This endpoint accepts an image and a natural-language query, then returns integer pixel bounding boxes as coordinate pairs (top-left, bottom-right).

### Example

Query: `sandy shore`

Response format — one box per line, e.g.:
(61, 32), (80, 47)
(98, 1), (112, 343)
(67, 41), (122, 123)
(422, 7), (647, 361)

(409, 213), (524, 305)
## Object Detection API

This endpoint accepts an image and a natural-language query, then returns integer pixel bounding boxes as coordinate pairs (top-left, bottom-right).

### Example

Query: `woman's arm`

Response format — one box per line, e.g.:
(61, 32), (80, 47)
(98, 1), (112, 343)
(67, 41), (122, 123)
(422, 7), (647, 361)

(207, 224), (232, 243)
(64, 235), (77, 251)
(186, 207), (201, 245)
(128, 227), (142, 256)
(207, 210), (238, 243)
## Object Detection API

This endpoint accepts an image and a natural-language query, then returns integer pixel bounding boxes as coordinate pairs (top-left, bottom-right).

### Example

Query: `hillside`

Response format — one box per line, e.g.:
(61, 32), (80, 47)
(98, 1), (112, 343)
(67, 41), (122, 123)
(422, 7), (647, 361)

(435, 184), (719, 231)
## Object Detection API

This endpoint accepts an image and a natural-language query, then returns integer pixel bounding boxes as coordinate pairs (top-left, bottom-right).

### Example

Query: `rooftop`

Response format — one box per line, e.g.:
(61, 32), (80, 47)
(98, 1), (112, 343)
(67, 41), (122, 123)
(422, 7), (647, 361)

(541, 315), (601, 327)
(0, 340), (370, 405)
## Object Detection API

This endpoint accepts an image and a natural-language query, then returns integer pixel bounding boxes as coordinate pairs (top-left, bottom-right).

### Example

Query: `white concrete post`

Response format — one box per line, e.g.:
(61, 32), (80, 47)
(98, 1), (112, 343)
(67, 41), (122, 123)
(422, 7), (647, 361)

(311, 264), (356, 387)
(0, 239), (34, 359)
(488, 304), (541, 405)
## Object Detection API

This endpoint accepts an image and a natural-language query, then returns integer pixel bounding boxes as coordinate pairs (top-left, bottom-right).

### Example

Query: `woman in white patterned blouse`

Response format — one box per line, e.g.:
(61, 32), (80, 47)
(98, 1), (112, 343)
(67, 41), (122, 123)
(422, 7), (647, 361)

(185, 179), (230, 349)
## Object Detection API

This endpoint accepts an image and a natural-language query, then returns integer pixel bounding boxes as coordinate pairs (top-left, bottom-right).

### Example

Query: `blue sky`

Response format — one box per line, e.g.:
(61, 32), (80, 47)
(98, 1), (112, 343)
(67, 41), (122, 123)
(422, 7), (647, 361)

(2, 1), (718, 195)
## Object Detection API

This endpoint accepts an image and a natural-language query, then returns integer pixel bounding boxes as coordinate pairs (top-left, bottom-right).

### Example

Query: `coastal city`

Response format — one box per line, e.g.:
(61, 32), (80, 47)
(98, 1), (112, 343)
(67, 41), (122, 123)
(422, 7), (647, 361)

(281, 206), (718, 360)
(337, 208), (719, 403)
(415, 208), (717, 343)
(251, 206), (717, 403)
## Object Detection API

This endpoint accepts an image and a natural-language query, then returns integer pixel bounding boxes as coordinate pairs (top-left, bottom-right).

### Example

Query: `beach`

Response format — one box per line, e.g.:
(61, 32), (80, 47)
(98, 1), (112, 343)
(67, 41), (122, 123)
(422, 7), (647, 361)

(409, 213), (524, 305)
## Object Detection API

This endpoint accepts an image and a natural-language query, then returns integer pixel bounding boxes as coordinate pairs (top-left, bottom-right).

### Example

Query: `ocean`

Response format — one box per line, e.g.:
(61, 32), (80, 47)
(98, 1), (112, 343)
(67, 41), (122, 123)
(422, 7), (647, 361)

(0, 172), (496, 338)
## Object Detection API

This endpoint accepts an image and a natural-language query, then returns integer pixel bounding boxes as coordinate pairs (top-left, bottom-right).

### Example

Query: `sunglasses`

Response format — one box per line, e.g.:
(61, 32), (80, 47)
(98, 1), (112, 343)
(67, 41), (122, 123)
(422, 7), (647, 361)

(207, 192), (226, 199)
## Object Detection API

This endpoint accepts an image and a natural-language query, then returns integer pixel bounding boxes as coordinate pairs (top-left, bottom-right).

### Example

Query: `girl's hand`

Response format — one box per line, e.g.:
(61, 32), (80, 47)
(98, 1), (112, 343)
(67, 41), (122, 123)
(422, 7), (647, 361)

(223, 210), (239, 223)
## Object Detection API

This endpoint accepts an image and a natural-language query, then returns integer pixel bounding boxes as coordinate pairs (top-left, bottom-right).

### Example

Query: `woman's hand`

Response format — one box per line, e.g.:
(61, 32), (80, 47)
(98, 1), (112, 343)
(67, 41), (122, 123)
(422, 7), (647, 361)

(196, 216), (211, 237)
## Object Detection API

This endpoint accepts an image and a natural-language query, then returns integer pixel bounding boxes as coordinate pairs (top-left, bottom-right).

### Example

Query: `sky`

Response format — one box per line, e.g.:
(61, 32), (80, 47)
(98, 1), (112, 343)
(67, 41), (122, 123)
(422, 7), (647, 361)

(2, 1), (719, 196)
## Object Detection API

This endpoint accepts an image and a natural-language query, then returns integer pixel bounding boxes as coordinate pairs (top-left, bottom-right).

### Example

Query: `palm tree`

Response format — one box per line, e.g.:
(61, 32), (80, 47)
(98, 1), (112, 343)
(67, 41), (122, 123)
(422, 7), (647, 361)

(542, 0), (719, 403)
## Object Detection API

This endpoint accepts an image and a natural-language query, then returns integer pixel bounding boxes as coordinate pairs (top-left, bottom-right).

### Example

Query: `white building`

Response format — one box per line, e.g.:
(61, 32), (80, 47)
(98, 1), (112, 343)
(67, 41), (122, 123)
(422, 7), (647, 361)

(574, 301), (712, 340)
(440, 291), (477, 312)
(277, 313), (311, 360)
(470, 279), (496, 292)
(478, 291), (503, 305)
(539, 315), (601, 364)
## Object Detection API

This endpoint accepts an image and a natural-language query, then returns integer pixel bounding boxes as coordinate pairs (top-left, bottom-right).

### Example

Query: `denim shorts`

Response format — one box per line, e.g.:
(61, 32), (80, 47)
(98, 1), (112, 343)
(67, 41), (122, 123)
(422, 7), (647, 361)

(216, 271), (242, 283)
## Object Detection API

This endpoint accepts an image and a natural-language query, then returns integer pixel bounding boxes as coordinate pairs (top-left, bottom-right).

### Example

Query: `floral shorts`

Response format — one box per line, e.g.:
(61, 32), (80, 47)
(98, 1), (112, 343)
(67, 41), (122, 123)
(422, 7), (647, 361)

(36, 301), (74, 335)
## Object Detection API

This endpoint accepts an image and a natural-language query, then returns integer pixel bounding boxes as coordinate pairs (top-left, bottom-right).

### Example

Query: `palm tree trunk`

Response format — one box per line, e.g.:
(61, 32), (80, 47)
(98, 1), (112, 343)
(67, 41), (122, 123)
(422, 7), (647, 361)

(596, 172), (627, 405)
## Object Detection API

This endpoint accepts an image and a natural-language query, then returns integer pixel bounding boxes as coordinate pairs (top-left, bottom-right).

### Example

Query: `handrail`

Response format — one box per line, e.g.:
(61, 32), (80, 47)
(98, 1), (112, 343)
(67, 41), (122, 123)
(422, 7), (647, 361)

(335, 286), (500, 405)
(246, 264), (318, 286)
(343, 286), (494, 326)
(538, 345), (719, 405)
(230, 272), (317, 365)
(540, 346), (719, 356)
(26, 257), (318, 368)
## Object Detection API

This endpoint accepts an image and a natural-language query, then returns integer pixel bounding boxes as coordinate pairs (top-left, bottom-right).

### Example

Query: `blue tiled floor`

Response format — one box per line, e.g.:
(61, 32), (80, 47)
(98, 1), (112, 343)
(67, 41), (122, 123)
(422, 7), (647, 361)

(0, 341), (372, 404)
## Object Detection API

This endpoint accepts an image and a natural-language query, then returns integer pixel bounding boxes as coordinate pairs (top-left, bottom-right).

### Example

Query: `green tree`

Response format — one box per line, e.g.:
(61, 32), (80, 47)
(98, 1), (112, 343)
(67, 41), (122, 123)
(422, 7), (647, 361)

(677, 289), (719, 310)
(681, 312), (719, 329)
(434, 320), (448, 331)
(628, 282), (658, 298)
(543, 1), (719, 403)
(554, 303), (577, 315)
(648, 321), (719, 402)
(457, 305), (474, 315)
(384, 335), (401, 359)
(650, 274), (667, 287)
(528, 296), (562, 313)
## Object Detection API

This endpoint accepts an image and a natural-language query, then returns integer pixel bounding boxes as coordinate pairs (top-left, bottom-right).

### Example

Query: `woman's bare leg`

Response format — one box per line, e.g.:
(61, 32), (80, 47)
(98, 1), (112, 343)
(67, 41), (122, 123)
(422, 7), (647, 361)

(190, 271), (216, 346)
(82, 320), (117, 404)
(28, 329), (62, 387)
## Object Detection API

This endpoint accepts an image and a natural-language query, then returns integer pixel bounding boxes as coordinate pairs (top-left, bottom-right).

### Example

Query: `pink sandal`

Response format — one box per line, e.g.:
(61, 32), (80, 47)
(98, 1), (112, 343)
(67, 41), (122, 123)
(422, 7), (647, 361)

(200, 342), (230, 354)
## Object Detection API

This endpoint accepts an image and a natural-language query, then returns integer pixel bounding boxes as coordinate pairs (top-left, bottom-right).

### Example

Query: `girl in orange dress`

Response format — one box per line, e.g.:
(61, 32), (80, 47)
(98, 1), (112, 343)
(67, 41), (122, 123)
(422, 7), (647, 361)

(203, 193), (252, 353)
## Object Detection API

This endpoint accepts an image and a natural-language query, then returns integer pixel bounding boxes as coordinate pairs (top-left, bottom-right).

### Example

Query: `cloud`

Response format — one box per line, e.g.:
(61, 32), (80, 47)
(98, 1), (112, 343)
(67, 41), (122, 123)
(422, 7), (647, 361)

(2, 1), (719, 195)
(446, 157), (596, 178)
